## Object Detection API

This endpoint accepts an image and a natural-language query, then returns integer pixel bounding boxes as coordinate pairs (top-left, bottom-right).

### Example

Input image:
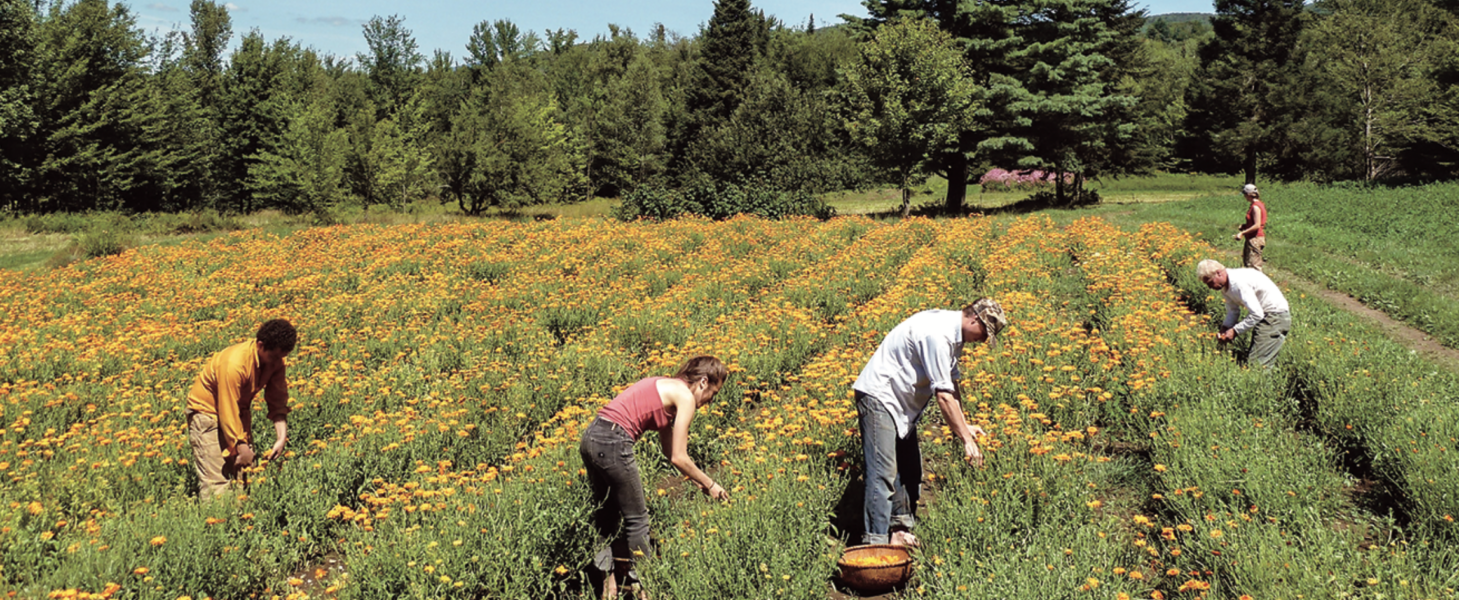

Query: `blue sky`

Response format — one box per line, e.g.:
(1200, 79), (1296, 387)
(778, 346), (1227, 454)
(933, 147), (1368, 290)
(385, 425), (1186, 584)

(129, 0), (1218, 61)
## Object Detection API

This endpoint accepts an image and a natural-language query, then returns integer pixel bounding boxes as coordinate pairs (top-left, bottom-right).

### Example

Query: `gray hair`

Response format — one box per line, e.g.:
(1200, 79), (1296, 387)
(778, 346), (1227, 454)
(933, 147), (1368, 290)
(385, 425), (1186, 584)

(1196, 259), (1225, 280)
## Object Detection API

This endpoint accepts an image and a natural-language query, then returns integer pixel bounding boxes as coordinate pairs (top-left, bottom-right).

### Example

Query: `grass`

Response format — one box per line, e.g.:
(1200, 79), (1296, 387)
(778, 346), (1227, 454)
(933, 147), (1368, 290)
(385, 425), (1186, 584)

(1045, 181), (1459, 349)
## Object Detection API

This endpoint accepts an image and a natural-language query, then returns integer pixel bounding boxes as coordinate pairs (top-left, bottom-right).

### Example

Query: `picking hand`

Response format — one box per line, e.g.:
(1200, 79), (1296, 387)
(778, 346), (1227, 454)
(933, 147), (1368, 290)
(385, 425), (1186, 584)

(705, 482), (730, 501)
(234, 443), (256, 468)
(267, 439), (287, 462)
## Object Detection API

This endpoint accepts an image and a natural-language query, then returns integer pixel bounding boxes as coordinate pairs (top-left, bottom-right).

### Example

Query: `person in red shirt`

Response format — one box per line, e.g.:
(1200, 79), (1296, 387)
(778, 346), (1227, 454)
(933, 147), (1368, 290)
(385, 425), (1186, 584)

(185, 319), (296, 502)
(580, 355), (728, 600)
(1233, 183), (1267, 271)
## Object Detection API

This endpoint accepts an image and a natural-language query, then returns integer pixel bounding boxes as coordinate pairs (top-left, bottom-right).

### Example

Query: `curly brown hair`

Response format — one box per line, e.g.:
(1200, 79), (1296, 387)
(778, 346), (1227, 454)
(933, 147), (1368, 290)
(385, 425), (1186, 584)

(256, 319), (298, 353)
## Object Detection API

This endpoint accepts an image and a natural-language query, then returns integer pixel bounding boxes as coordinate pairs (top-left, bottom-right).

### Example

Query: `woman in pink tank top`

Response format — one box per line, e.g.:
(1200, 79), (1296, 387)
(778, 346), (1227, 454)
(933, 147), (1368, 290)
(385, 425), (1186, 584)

(579, 355), (729, 599)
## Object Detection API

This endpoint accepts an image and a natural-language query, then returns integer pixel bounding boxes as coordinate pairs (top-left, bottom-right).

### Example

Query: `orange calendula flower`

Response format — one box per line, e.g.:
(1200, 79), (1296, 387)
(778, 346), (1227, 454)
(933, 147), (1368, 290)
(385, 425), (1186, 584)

(149, 536), (167, 546)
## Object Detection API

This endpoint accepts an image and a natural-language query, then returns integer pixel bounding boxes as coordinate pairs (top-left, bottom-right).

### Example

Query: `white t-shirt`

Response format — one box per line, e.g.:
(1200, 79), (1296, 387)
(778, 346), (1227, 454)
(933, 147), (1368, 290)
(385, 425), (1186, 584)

(852, 310), (964, 438)
(1222, 268), (1291, 335)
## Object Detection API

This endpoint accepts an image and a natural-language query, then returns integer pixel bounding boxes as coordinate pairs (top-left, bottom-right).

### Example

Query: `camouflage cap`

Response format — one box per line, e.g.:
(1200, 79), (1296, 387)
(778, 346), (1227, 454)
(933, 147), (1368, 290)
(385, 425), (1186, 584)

(970, 298), (1009, 349)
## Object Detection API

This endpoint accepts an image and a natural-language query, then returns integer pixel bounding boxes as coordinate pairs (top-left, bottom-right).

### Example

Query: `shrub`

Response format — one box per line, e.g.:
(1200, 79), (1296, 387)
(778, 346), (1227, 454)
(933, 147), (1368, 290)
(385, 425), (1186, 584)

(614, 182), (835, 221)
(75, 228), (134, 258)
(978, 168), (1074, 192)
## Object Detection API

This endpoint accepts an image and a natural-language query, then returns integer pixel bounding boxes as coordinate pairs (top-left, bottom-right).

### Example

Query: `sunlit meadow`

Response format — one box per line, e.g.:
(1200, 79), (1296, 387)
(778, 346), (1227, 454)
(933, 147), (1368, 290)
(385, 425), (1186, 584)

(2, 215), (1456, 599)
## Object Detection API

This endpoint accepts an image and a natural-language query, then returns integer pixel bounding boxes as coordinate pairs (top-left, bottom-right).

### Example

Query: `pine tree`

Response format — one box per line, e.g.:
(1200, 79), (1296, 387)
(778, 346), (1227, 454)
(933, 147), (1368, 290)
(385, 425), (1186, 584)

(0, 0), (39, 211)
(1181, 0), (1308, 183)
(673, 0), (770, 183)
(32, 0), (151, 212)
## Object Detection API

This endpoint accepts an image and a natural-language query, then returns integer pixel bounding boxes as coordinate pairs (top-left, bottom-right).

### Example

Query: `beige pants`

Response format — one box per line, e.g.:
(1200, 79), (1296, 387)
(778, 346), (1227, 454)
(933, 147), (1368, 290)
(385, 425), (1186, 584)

(1243, 236), (1265, 271)
(188, 411), (236, 502)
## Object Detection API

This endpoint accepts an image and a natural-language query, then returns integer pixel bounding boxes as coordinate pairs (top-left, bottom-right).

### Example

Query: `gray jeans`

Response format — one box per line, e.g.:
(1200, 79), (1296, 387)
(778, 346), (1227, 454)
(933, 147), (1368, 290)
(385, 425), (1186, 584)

(856, 392), (920, 544)
(1248, 311), (1291, 369)
(579, 417), (652, 577)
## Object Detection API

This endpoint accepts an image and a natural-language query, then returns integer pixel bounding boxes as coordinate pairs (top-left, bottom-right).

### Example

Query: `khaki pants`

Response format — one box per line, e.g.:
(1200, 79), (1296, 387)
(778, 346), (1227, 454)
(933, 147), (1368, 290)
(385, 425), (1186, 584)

(188, 410), (236, 502)
(1248, 311), (1291, 369)
(1243, 236), (1265, 271)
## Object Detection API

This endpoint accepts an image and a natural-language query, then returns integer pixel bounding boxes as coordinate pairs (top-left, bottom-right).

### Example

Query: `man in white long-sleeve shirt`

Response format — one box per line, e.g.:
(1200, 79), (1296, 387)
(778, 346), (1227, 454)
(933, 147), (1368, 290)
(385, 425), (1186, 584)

(851, 298), (1009, 547)
(1197, 259), (1292, 368)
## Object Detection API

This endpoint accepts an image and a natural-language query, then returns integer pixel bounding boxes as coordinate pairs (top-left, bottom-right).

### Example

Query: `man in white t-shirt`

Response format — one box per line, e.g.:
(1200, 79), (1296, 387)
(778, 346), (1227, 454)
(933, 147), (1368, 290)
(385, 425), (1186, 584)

(851, 298), (1008, 547)
(1197, 259), (1292, 369)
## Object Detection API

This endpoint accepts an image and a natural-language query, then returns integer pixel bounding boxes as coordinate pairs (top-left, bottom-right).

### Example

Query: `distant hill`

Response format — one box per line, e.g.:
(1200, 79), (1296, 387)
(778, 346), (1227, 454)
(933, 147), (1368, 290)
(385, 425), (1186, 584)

(1148, 12), (1214, 24)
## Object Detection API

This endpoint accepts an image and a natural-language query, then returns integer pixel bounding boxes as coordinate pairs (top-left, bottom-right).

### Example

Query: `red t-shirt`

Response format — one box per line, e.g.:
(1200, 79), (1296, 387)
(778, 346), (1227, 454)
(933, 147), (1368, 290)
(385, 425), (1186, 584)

(1244, 200), (1267, 239)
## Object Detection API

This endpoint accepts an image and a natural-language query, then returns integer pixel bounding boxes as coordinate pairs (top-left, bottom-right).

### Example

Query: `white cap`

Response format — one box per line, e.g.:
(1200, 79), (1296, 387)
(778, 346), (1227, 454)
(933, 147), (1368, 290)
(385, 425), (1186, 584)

(1242, 184), (1258, 195)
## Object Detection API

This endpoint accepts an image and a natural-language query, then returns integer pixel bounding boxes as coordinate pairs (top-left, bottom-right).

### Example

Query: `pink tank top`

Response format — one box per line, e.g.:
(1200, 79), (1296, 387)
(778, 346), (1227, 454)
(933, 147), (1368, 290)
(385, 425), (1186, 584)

(599, 377), (673, 440)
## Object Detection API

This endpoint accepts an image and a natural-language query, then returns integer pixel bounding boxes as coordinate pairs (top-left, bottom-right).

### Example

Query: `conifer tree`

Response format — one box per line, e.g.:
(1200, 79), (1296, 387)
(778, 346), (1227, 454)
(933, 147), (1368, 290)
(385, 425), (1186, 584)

(1181, 0), (1308, 183)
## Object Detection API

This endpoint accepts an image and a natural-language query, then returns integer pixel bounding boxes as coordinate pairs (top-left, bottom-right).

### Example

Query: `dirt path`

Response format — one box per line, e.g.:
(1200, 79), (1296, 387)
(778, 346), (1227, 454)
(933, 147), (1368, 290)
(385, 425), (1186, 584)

(1267, 266), (1459, 373)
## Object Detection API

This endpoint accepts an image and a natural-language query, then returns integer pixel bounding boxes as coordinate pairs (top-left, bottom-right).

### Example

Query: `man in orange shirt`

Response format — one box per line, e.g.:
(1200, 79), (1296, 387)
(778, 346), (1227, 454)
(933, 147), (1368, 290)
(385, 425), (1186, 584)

(186, 319), (297, 501)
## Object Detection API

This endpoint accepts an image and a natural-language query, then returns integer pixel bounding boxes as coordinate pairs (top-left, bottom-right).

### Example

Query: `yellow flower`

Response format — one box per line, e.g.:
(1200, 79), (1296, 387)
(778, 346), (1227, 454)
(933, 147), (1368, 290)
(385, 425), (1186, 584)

(149, 536), (167, 546)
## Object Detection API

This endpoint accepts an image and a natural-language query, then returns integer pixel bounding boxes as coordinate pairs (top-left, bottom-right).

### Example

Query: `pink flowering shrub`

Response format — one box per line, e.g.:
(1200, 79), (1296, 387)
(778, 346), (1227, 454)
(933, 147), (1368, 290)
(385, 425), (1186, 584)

(978, 168), (1074, 192)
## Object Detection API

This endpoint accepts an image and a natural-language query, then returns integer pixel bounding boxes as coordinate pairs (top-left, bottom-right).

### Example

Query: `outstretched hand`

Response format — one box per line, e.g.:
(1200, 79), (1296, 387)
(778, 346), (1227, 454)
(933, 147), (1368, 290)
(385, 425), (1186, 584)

(965, 426), (987, 468)
(705, 482), (730, 501)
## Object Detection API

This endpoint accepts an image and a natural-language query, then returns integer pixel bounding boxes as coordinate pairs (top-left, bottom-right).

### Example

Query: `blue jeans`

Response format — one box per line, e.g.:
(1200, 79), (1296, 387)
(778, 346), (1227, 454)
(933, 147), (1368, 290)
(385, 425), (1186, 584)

(857, 391), (920, 544)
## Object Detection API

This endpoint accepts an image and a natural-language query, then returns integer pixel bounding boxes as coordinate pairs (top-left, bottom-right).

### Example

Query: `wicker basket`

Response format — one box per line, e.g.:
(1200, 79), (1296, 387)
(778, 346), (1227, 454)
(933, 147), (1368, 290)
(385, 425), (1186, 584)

(836, 544), (913, 594)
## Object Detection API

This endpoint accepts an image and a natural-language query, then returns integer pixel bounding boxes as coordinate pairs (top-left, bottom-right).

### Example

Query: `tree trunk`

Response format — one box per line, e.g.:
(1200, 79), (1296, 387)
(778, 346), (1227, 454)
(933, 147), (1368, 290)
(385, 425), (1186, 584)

(1054, 160), (1066, 205)
(900, 187), (911, 219)
(1243, 148), (1257, 185)
(944, 153), (968, 214)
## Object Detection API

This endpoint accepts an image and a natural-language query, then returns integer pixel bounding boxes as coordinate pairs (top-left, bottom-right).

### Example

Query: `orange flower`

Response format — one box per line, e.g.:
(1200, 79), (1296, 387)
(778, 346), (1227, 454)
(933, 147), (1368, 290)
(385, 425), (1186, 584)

(149, 536), (166, 546)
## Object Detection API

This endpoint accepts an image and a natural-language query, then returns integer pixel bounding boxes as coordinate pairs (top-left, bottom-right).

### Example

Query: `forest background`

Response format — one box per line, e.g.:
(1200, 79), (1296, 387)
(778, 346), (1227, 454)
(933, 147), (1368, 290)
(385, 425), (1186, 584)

(1, 0), (1459, 219)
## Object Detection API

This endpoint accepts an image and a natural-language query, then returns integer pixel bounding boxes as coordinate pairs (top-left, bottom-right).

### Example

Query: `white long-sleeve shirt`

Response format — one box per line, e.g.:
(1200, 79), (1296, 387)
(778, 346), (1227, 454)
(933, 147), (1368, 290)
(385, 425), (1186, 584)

(853, 310), (964, 438)
(1222, 268), (1290, 335)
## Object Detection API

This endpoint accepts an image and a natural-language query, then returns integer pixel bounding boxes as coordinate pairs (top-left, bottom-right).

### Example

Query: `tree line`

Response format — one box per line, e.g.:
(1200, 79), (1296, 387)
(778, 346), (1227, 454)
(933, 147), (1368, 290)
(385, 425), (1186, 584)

(1, 0), (1456, 218)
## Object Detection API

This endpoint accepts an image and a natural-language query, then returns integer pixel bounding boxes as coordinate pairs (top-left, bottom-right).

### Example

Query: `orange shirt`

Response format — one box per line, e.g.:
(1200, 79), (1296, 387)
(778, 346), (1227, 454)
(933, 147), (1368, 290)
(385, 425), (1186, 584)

(186, 341), (290, 455)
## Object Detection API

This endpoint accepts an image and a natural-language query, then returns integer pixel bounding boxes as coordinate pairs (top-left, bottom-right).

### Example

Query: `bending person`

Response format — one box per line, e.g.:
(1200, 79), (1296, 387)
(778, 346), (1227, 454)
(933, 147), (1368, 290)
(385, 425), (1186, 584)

(186, 318), (296, 502)
(580, 355), (729, 599)
(852, 298), (1008, 548)
(1198, 259), (1292, 369)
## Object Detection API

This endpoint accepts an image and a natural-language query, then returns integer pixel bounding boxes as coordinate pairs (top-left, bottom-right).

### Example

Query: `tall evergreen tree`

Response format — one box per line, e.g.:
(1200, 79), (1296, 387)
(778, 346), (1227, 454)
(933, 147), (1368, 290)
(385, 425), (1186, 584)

(1180, 0), (1308, 183)
(182, 0), (231, 110)
(673, 0), (770, 183)
(217, 33), (298, 212)
(0, 0), (39, 211)
(32, 0), (151, 211)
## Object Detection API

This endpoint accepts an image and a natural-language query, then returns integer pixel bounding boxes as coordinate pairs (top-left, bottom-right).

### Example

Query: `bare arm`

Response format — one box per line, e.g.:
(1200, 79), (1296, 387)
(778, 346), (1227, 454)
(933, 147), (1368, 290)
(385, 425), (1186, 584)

(661, 389), (727, 500)
(935, 389), (986, 467)
(1235, 205), (1263, 238)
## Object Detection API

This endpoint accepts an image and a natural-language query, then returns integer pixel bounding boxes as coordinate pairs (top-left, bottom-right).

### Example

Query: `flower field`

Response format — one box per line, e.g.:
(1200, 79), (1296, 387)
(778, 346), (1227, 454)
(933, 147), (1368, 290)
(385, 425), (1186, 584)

(2, 214), (1457, 600)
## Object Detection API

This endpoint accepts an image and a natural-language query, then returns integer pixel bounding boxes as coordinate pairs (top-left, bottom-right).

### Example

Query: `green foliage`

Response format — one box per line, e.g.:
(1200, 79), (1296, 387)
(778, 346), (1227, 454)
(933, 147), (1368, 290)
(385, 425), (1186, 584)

(358, 15), (423, 117)
(613, 181), (835, 221)
(248, 97), (352, 213)
(439, 63), (586, 215)
(1181, 0), (1309, 182)
(837, 18), (978, 216)
(1302, 0), (1452, 181)
(31, 0), (151, 212)
(0, 0), (39, 211)
(74, 226), (134, 258)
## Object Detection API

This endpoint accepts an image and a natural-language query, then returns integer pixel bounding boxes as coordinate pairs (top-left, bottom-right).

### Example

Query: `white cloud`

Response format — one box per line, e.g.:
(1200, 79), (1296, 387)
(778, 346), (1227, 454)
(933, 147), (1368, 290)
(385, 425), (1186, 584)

(296, 16), (361, 27)
(146, 3), (179, 11)
(224, 2), (244, 12)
